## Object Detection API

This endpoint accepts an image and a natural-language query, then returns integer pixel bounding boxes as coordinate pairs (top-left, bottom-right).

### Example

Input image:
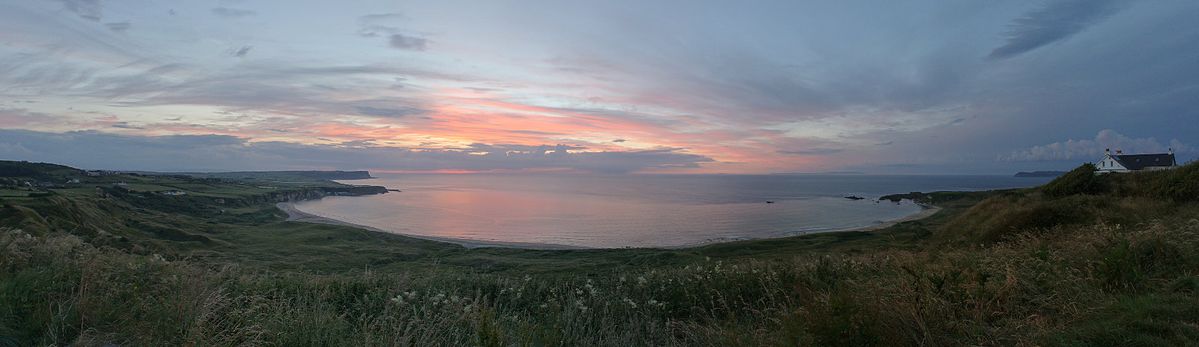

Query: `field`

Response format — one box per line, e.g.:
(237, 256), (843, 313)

(2, 161), (1198, 345)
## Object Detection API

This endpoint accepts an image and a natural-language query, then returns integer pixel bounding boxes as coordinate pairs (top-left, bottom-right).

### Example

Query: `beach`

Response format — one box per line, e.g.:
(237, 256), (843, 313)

(278, 199), (941, 250)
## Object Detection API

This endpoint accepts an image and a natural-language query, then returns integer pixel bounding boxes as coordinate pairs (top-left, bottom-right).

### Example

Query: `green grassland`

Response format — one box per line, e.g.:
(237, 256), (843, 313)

(2, 161), (1198, 345)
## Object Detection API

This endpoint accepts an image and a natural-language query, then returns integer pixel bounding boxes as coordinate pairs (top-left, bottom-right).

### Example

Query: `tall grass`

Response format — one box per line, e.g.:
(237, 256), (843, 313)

(4, 214), (1198, 346)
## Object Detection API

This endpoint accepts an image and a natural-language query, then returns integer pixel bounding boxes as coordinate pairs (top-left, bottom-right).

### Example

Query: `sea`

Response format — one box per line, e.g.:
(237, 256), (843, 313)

(293, 174), (1055, 248)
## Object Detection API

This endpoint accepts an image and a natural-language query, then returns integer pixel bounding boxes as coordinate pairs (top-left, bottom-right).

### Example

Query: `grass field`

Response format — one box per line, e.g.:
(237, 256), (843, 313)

(2, 161), (1198, 345)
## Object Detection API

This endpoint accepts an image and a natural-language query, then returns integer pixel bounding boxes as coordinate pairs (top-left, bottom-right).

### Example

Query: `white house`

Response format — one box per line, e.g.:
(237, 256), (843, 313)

(1095, 148), (1177, 173)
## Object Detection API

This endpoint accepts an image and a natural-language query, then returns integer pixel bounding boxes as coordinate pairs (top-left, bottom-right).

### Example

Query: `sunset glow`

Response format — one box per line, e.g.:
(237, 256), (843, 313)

(1, 0), (1195, 174)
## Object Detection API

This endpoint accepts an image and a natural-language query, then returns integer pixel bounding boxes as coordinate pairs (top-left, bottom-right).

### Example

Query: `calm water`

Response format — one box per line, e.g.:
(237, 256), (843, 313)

(295, 174), (1053, 248)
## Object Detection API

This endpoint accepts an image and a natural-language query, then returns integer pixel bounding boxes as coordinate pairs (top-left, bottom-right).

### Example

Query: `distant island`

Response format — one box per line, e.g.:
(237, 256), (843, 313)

(1013, 170), (1067, 178)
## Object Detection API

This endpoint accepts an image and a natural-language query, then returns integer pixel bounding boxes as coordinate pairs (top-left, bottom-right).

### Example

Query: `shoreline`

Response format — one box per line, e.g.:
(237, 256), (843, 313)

(850, 203), (941, 232)
(277, 200), (941, 251)
(277, 202), (586, 250)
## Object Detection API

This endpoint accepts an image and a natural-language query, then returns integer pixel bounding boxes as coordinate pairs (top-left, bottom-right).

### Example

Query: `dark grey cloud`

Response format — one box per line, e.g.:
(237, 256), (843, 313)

(388, 34), (428, 51)
(355, 13), (429, 50)
(104, 21), (129, 33)
(0, 129), (713, 173)
(230, 45), (253, 58)
(110, 121), (143, 129)
(211, 7), (256, 18)
(989, 0), (1124, 59)
(612, 139), (627, 143)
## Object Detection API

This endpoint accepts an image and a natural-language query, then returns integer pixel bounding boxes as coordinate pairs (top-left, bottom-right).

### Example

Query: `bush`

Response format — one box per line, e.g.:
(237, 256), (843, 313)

(1042, 164), (1105, 198)
(1146, 162), (1199, 202)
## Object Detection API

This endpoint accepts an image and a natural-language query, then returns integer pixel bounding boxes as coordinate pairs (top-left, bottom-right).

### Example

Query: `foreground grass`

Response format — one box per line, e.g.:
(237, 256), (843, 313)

(4, 218), (1197, 346)
(2, 162), (1199, 345)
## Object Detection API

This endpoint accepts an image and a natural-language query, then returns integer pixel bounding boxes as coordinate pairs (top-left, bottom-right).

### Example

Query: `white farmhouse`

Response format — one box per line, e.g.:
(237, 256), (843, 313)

(1095, 148), (1177, 173)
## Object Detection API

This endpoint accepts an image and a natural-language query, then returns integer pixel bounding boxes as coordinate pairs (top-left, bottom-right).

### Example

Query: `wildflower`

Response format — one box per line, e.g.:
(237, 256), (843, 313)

(637, 276), (647, 285)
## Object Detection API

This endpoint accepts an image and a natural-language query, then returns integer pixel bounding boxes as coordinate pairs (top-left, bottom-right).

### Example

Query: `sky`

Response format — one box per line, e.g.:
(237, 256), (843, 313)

(0, 0), (1196, 174)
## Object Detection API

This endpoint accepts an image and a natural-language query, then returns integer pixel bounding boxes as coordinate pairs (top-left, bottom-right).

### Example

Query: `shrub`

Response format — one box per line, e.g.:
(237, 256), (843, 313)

(1042, 164), (1104, 198)
(1146, 162), (1199, 202)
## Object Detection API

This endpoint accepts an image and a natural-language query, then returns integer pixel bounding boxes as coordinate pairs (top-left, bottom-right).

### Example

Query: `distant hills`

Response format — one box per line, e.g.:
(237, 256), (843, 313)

(1013, 171), (1066, 178)
(171, 170), (374, 181)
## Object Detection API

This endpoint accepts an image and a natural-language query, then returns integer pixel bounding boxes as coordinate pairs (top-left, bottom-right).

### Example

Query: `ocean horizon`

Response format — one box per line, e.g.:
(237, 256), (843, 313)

(294, 173), (1055, 248)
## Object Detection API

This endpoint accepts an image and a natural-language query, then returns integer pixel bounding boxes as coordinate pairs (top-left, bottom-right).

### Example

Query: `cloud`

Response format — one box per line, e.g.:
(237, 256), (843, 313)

(55, 0), (102, 21)
(0, 129), (713, 173)
(355, 13), (429, 50)
(0, 108), (65, 127)
(354, 106), (422, 118)
(104, 21), (130, 33)
(110, 121), (143, 129)
(388, 34), (428, 51)
(989, 0), (1124, 59)
(1001, 129), (1192, 162)
(359, 13), (406, 23)
(230, 45), (253, 58)
(211, 7), (256, 18)
(777, 148), (845, 156)
(612, 139), (627, 143)
(357, 13), (407, 37)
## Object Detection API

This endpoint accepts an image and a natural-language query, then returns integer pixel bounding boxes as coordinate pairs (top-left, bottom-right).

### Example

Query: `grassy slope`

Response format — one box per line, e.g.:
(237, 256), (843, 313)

(2, 161), (1198, 345)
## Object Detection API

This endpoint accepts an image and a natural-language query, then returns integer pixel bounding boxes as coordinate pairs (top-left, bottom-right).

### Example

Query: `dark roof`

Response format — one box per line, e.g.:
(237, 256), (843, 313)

(1113, 153), (1177, 170)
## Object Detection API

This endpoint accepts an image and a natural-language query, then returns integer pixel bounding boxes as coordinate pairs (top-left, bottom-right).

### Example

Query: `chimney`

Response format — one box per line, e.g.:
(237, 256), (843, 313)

(1105, 148), (1110, 155)
(1169, 147), (1174, 155)
(1116, 149), (1123, 155)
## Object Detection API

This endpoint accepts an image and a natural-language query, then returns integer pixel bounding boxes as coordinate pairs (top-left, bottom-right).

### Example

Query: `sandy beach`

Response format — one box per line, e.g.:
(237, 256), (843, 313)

(277, 200), (942, 250)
